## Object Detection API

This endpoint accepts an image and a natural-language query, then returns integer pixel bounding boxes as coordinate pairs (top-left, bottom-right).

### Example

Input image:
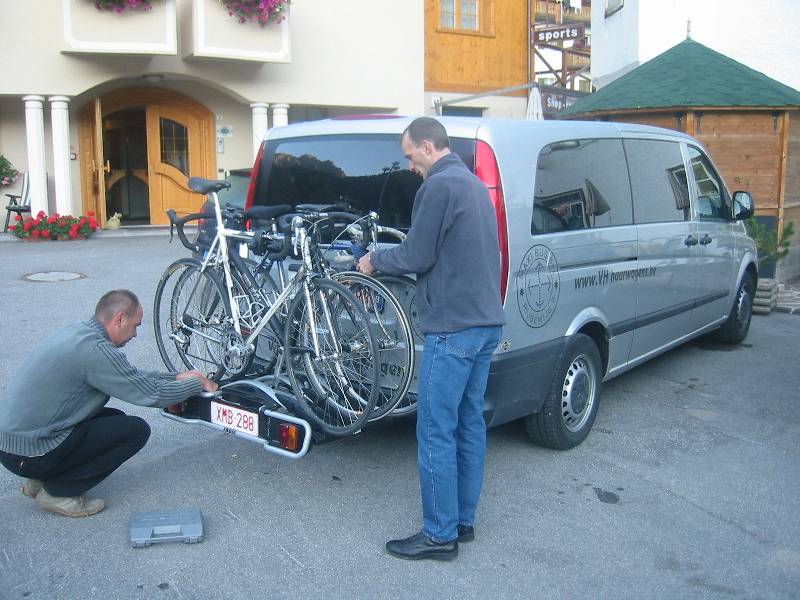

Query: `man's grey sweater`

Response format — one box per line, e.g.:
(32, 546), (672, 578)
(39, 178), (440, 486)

(371, 152), (506, 334)
(0, 318), (203, 457)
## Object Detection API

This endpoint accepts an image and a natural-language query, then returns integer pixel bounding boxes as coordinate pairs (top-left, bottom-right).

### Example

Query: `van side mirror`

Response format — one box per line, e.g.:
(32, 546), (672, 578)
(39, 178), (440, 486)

(731, 191), (754, 221)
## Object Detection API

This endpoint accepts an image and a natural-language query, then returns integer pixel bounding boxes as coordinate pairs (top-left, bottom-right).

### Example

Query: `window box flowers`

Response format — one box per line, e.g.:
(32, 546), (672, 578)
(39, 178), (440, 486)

(9, 211), (98, 241)
(220, 0), (289, 27)
(93, 0), (153, 12)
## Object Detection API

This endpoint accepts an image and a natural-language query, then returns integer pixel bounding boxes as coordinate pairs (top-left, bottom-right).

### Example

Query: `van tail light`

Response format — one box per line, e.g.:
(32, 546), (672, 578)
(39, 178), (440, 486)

(475, 140), (509, 304)
(245, 142), (266, 211)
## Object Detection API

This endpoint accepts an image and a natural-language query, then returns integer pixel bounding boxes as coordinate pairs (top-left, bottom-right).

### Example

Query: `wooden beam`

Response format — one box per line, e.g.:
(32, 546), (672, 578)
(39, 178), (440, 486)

(686, 111), (696, 136)
(777, 111), (791, 241)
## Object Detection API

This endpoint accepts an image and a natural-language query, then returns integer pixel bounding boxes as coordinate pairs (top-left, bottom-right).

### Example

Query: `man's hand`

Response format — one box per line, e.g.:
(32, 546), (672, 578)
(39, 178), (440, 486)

(177, 370), (219, 392)
(357, 252), (376, 275)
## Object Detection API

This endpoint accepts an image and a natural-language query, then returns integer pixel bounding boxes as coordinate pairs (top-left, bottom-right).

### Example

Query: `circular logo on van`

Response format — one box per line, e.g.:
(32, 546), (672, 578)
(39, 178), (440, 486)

(516, 244), (559, 328)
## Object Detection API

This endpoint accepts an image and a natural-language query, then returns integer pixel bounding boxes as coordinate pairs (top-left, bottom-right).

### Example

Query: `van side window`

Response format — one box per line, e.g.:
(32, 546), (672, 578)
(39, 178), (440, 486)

(687, 146), (730, 220)
(624, 139), (690, 223)
(532, 139), (632, 235)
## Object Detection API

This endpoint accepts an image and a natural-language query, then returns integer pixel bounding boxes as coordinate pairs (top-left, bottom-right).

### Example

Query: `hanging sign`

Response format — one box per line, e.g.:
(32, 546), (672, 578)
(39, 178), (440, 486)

(532, 24), (585, 44)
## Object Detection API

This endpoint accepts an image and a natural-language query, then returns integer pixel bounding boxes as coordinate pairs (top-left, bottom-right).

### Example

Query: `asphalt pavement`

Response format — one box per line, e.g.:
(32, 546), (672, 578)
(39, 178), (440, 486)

(0, 232), (799, 600)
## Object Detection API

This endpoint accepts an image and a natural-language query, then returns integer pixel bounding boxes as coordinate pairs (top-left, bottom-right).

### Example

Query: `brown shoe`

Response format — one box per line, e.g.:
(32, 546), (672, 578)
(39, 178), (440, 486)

(21, 479), (43, 499)
(35, 488), (105, 518)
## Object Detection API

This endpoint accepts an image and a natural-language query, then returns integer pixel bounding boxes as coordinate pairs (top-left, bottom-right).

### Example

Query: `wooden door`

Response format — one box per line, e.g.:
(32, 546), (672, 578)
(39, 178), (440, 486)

(77, 98), (107, 223)
(146, 105), (205, 224)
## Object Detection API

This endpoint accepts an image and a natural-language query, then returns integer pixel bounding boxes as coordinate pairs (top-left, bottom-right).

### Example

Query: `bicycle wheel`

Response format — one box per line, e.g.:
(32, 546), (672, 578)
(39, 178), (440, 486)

(376, 275), (422, 417)
(154, 258), (228, 380)
(285, 278), (379, 436)
(332, 271), (414, 421)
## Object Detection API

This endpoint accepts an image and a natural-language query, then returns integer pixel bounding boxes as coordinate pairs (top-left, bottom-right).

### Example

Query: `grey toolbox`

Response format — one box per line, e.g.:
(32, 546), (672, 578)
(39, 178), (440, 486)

(130, 507), (204, 548)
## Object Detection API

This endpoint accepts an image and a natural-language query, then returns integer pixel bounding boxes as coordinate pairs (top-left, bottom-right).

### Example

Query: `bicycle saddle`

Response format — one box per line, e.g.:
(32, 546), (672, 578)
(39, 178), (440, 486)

(188, 177), (231, 195)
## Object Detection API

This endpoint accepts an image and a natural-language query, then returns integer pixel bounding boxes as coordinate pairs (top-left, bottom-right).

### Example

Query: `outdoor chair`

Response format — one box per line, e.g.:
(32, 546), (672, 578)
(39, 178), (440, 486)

(4, 171), (30, 233)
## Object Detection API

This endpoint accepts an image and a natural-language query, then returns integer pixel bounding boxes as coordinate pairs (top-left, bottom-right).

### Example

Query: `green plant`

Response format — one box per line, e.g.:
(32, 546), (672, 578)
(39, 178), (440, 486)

(93, 0), (153, 13)
(9, 211), (98, 240)
(745, 218), (795, 264)
(220, 0), (290, 27)
(0, 154), (19, 186)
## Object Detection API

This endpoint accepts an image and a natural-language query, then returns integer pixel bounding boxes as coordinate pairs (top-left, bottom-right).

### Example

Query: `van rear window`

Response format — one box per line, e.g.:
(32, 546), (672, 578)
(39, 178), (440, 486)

(251, 134), (475, 232)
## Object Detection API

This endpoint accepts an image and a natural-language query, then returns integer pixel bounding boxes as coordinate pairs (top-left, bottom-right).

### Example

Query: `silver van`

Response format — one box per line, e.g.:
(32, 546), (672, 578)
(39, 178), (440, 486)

(245, 117), (758, 449)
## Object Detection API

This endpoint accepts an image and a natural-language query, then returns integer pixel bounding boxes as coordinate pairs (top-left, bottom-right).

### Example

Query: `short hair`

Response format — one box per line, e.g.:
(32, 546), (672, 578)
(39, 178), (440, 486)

(403, 117), (450, 151)
(95, 289), (140, 322)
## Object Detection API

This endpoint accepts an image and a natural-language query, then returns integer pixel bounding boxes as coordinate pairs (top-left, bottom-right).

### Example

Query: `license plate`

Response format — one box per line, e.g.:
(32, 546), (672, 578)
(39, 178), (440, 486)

(210, 401), (259, 437)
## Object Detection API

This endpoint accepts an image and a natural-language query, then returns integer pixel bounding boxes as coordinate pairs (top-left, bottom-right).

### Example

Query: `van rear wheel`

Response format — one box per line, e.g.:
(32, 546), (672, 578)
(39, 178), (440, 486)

(524, 333), (602, 450)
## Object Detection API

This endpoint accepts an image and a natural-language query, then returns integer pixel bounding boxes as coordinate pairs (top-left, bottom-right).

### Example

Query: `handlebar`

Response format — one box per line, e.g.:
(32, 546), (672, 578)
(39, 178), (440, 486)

(167, 209), (208, 253)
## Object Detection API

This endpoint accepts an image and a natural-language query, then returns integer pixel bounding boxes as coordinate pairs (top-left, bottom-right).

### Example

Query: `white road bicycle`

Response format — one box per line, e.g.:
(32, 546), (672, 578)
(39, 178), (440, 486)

(154, 177), (380, 436)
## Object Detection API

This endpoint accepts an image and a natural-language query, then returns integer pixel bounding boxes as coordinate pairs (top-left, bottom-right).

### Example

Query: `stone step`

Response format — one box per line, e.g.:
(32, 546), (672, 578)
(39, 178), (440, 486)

(753, 305), (773, 315)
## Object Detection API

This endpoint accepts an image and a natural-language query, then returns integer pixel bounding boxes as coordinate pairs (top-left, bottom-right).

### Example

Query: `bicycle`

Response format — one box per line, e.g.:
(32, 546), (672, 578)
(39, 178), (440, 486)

(154, 177), (380, 436)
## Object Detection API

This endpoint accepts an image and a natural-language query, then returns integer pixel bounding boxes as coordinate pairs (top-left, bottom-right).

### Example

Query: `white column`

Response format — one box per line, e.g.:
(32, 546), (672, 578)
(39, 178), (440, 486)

(250, 102), (269, 160)
(272, 103), (290, 128)
(23, 95), (48, 215)
(48, 96), (73, 216)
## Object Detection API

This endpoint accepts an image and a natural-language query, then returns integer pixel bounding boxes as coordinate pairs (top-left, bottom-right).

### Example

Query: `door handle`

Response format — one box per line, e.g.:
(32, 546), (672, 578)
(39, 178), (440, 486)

(699, 234), (712, 245)
(104, 160), (111, 173)
(684, 235), (699, 247)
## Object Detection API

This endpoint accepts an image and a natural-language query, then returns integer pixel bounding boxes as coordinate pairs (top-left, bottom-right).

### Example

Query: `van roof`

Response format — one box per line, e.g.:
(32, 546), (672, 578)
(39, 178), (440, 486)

(264, 116), (695, 144)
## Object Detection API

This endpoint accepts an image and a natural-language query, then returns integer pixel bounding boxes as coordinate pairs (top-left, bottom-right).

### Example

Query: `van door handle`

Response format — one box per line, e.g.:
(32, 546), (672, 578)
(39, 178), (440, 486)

(699, 234), (712, 245)
(684, 235), (699, 246)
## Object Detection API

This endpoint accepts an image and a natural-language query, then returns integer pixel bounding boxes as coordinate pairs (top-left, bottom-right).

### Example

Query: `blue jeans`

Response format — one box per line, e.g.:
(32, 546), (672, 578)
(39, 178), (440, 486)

(417, 325), (502, 543)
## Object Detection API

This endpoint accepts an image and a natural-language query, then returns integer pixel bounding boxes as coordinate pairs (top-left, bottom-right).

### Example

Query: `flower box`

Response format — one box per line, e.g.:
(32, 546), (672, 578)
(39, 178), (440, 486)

(61, 0), (177, 55)
(189, 0), (290, 63)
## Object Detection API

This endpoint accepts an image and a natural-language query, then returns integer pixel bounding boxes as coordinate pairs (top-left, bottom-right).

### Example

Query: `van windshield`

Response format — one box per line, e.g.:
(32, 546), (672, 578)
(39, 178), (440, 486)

(253, 134), (475, 231)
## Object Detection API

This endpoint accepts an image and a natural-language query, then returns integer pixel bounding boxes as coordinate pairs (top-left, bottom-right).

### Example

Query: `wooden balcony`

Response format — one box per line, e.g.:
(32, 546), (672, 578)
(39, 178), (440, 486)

(534, 0), (591, 24)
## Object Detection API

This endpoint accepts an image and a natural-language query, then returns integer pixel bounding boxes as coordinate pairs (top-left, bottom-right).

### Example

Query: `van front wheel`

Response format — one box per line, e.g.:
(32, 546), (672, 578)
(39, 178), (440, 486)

(524, 333), (602, 450)
(714, 272), (754, 344)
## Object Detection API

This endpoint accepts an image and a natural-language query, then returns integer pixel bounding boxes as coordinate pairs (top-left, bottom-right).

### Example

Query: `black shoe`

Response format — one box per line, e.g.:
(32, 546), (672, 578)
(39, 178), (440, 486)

(385, 531), (458, 561)
(457, 524), (475, 543)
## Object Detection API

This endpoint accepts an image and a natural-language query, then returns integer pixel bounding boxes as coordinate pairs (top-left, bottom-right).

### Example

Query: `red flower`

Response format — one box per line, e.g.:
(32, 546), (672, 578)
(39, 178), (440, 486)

(87, 211), (95, 217)
(47, 216), (57, 224)
(23, 222), (33, 231)
(14, 214), (22, 221)
(68, 229), (78, 239)
(80, 217), (87, 225)
(32, 229), (41, 238)
(33, 219), (41, 226)
(36, 210), (46, 219)
(41, 229), (51, 238)
(8, 224), (15, 231)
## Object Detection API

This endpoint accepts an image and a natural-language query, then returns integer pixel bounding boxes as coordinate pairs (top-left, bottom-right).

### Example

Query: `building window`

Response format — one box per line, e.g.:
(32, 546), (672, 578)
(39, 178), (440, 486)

(440, 0), (481, 32)
(160, 118), (189, 176)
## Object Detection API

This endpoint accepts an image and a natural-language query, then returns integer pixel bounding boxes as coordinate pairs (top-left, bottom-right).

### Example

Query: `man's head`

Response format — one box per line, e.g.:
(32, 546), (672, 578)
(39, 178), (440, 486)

(95, 289), (142, 348)
(401, 117), (451, 179)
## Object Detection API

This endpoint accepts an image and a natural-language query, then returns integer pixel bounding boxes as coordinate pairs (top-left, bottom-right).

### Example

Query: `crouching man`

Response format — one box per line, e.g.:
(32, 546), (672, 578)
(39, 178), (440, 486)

(0, 289), (217, 517)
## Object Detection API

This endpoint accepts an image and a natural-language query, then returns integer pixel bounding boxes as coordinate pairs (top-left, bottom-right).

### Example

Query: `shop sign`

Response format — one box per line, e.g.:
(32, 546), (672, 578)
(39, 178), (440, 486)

(532, 24), (585, 44)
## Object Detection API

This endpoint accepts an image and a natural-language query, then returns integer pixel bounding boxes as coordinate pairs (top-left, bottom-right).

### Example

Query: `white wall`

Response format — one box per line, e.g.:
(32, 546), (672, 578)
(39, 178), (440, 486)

(592, 0), (800, 91)
(0, 0), (425, 114)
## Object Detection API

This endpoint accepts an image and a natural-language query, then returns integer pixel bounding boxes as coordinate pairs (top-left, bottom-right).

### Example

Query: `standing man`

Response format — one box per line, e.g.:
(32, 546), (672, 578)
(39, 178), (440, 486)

(357, 117), (505, 561)
(0, 289), (217, 518)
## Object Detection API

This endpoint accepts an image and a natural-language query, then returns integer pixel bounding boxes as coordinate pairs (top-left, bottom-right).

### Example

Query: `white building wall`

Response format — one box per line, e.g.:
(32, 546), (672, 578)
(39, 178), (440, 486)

(592, 0), (800, 91)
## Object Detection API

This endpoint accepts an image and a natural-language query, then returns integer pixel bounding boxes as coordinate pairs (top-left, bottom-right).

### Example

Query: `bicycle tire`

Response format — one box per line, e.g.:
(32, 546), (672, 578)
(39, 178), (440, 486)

(332, 271), (414, 422)
(284, 278), (379, 436)
(376, 275), (422, 417)
(153, 258), (228, 380)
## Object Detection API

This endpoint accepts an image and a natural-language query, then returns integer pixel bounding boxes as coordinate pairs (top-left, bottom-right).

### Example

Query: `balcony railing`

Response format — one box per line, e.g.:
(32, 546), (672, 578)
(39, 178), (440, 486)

(534, 1), (591, 24)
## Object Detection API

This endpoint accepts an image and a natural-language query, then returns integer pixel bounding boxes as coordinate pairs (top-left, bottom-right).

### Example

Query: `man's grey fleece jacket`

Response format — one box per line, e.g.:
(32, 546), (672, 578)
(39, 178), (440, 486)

(0, 318), (203, 457)
(371, 152), (506, 334)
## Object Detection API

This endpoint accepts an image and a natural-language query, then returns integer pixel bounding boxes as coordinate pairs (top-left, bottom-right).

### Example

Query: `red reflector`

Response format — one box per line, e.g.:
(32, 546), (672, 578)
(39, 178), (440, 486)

(279, 423), (300, 451)
(475, 140), (509, 304)
(167, 402), (183, 415)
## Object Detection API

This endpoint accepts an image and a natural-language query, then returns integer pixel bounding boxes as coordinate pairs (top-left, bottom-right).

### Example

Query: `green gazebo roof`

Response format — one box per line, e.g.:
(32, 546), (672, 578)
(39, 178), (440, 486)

(559, 38), (800, 117)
